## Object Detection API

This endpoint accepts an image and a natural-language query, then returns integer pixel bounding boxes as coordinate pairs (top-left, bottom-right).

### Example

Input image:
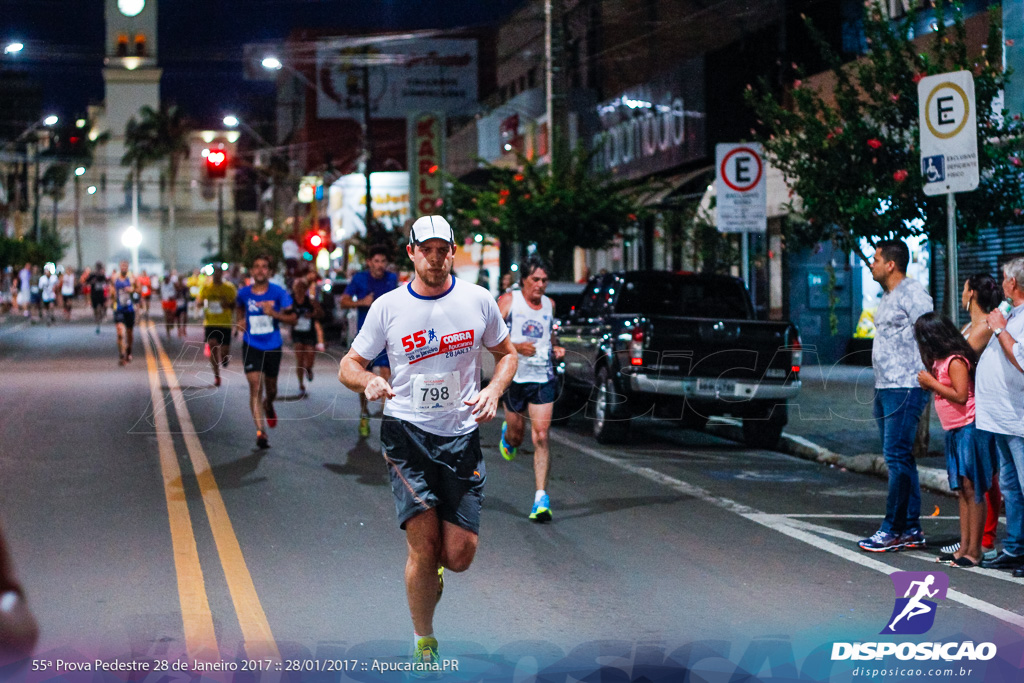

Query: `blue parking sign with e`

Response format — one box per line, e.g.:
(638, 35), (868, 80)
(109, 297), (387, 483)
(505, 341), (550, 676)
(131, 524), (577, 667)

(922, 155), (945, 183)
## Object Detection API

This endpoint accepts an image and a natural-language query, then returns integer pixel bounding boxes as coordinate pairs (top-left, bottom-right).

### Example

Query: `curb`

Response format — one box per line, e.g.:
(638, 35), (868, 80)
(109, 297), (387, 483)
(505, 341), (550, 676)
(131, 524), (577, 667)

(705, 418), (953, 496)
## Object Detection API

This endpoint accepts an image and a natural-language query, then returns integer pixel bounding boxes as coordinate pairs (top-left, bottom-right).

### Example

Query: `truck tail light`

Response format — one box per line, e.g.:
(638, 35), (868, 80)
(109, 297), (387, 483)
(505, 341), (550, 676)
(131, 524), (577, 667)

(630, 328), (644, 366)
(791, 335), (802, 374)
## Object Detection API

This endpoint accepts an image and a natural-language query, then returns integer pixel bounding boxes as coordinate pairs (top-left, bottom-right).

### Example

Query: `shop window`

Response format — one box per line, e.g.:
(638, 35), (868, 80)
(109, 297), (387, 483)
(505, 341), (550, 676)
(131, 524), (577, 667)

(527, 68), (537, 89)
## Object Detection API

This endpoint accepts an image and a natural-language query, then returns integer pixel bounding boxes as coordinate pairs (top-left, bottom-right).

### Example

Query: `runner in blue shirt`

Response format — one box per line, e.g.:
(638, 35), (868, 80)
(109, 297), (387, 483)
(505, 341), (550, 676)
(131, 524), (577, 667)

(234, 254), (297, 449)
(341, 244), (399, 437)
(111, 260), (136, 366)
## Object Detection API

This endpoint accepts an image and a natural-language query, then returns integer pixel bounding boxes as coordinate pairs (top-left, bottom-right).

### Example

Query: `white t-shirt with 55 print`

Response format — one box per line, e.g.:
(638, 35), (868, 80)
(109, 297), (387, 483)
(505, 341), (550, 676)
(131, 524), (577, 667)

(351, 277), (509, 437)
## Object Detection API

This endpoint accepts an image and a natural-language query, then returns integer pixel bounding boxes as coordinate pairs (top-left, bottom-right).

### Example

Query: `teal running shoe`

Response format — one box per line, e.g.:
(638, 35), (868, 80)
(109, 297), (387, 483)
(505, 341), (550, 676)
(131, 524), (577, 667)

(529, 493), (552, 523)
(499, 421), (517, 461)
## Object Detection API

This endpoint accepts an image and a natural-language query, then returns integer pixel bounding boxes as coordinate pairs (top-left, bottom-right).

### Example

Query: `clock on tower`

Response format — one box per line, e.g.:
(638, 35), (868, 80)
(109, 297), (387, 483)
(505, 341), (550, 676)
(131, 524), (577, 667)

(118, 0), (145, 17)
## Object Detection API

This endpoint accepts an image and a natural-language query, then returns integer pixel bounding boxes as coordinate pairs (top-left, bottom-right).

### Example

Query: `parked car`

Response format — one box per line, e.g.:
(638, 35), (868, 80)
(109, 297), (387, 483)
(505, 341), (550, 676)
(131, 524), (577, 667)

(557, 270), (802, 448)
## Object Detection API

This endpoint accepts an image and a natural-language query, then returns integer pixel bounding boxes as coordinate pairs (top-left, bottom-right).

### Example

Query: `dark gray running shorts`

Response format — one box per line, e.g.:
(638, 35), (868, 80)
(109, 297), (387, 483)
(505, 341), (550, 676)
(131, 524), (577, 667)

(380, 415), (486, 534)
(503, 378), (558, 414)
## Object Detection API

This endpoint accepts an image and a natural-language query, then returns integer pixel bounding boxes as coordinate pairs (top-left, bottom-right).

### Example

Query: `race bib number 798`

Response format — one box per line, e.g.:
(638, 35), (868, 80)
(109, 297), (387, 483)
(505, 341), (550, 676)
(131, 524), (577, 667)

(411, 371), (461, 413)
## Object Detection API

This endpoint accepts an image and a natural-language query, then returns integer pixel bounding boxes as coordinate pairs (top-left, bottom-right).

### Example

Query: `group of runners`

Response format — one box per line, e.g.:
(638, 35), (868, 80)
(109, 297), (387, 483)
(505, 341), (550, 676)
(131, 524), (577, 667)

(2, 263), (82, 324)
(23, 218), (564, 670)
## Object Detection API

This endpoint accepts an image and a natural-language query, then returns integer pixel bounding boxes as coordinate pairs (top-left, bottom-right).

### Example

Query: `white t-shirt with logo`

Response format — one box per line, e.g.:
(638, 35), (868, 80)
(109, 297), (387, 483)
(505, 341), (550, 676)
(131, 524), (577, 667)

(39, 274), (58, 302)
(351, 278), (509, 437)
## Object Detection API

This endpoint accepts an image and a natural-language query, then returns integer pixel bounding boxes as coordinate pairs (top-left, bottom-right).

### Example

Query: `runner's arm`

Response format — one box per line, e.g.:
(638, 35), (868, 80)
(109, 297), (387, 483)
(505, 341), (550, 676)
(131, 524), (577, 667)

(465, 336), (517, 423)
(271, 304), (298, 326)
(339, 349), (394, 400)
(234, 304), (246, 337)
(549, 298), (565, 360)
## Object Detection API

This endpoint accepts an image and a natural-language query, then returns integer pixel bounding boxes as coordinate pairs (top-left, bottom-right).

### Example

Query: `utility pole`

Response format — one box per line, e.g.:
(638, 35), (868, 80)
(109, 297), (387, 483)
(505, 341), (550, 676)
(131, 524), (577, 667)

(362, 62), (374, 231)
(217, 179), (224, 257)
(73, 173), (82, 271)
(33, 137), (41, 242)
(545, 0), (568, 175)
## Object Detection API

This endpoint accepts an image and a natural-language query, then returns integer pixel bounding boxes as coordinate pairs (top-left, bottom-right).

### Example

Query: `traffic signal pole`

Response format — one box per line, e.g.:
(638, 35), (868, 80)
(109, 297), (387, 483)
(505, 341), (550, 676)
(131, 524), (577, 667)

(217, 179), (224, 258)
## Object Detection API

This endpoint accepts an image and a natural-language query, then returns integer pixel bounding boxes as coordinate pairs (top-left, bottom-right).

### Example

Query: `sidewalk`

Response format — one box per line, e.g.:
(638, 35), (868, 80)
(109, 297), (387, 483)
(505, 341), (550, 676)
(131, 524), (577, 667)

(707, 364), (953, 495)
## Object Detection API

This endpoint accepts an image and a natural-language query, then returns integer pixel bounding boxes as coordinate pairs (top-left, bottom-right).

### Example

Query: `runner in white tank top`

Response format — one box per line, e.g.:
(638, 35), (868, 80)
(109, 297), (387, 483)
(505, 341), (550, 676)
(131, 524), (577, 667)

(338, 215), (517, 666)
(496, 258), (565, 523)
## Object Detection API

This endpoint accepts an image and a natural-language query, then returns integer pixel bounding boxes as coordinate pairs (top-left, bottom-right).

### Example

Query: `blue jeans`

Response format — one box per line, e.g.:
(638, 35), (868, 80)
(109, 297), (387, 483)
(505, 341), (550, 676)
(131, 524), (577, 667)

(873, 388), (930, 535)
(984, 431), (1024, 557)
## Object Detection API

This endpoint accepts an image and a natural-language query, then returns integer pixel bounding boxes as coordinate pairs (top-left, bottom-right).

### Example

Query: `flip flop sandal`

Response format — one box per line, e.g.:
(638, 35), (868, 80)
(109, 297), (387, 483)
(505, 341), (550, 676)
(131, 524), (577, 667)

(949, 557), (977, 568)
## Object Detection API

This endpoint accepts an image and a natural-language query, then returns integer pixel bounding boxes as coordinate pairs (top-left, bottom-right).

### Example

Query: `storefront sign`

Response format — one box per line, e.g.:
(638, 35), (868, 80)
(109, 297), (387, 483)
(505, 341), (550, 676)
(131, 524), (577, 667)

(589, 61), (706, 180)
(409, 112), (445, 217)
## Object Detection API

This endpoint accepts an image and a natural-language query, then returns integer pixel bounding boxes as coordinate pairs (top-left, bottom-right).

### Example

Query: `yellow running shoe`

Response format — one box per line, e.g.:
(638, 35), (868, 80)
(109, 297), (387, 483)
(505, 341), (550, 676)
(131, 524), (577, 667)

(413, 636), (440, 671)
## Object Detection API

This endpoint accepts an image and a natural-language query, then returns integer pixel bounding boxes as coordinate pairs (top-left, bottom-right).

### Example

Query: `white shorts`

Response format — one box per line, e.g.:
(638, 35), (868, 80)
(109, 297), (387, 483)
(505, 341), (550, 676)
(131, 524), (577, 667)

(16, 292), (28, 306)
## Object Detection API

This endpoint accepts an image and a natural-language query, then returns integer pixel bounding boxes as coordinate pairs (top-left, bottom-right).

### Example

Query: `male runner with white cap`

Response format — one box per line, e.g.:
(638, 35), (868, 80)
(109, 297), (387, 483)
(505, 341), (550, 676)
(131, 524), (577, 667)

(338, 215), (517, 670)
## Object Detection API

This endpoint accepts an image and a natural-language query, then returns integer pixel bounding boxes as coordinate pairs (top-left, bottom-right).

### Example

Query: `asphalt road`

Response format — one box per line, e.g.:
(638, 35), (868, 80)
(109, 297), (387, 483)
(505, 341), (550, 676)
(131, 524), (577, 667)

(1, 311), (1023, 682)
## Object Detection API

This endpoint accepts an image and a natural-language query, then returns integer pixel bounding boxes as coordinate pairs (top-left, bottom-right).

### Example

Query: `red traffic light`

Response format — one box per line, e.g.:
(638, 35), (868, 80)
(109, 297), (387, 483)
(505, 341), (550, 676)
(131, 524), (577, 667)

(205, 148), (228, 179)
(303, 229), (327, 258)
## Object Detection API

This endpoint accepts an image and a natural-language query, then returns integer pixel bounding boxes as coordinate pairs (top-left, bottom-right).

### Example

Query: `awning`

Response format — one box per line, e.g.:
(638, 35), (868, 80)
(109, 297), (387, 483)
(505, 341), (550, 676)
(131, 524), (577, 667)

(633, 165), (715, 207)
(698, 163), (801, 223)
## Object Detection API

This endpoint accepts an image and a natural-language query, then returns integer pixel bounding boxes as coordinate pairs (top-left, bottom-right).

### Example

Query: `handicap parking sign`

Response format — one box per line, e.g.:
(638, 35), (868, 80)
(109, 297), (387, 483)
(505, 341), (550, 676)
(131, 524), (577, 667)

(922, 155), (945, 183)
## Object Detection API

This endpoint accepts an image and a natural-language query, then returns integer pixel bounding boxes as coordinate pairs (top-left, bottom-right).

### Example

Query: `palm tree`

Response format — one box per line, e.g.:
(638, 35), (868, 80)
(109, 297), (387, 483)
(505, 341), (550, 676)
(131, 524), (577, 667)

(122, 104), (191, 269)
(40, 163), (70, 234)
(41, 119), (109, 270)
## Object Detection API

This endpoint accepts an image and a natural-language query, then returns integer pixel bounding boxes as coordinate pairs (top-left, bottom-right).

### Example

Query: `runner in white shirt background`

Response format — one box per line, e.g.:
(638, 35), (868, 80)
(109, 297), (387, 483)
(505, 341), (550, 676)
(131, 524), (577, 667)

(38, 265), (58, 326)
(497, 257), (566, 522)
(338, 215), (517, 670)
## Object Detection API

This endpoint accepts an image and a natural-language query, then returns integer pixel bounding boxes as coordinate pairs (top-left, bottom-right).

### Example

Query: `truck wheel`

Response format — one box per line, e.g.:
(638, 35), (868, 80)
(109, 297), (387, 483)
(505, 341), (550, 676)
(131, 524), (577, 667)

(742, 403), (787, 450)
(592, 367), (630, 444)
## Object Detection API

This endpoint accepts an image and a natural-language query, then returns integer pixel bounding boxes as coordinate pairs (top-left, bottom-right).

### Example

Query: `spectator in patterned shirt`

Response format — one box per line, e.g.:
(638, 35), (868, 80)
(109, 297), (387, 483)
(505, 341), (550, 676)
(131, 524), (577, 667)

(859, 239), (934, 553)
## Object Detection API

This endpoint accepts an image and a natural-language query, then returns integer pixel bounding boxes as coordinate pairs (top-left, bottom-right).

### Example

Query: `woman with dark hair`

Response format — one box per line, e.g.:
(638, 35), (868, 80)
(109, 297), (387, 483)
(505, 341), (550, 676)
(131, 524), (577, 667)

(961, 273), (1003, 354)
(954, 273), (1006, 561)
(914, 312), (994, 567)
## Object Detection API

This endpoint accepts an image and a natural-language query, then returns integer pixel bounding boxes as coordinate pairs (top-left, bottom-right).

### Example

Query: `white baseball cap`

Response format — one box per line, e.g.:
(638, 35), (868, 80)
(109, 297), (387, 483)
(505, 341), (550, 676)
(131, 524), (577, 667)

(410, 215), (454, 245)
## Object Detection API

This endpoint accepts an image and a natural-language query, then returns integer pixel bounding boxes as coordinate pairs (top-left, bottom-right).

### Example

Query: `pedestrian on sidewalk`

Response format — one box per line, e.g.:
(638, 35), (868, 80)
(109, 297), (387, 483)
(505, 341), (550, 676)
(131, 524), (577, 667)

(914, 312), (994, 568)
(977, 257), (1024, 575)
(956, 273), (1003, 561)
(859, 239), (934, 553)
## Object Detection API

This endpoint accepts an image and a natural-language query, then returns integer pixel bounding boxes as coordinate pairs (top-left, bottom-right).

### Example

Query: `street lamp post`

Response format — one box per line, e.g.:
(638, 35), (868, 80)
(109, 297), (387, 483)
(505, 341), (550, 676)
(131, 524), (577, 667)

(262, 54), (376, 232)
(122, 225), (141, 274)
(31, 115), (59, 242)
(224, 114), (276, 232)
(74, 166), (85, 271)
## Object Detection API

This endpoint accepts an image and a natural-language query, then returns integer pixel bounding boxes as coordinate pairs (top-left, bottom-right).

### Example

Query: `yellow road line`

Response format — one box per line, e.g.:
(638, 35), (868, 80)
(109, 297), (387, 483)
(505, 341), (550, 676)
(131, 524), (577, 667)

(141, 326), (220, 660)
(145, 323), (281, 661)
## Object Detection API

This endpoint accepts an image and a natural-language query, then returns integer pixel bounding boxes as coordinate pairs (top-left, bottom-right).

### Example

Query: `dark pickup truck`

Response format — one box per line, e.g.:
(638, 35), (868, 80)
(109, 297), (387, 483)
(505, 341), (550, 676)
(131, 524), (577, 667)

(556, 270), (802, 448)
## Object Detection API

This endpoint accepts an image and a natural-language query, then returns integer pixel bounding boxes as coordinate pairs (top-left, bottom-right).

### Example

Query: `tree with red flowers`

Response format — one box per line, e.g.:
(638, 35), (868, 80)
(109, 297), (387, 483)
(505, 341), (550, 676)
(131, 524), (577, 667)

(745, 0), (1024, 263)
(443, 147), (647, 278)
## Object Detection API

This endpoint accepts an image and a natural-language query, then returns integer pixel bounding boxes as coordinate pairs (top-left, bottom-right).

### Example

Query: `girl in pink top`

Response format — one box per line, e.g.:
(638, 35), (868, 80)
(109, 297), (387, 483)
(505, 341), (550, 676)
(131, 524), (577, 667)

(914, 312), (995, 568)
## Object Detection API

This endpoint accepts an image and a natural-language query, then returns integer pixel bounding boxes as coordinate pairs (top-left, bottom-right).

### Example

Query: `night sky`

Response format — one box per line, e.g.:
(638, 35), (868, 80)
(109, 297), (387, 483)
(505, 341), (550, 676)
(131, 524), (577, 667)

(0, 0), (527, 125)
